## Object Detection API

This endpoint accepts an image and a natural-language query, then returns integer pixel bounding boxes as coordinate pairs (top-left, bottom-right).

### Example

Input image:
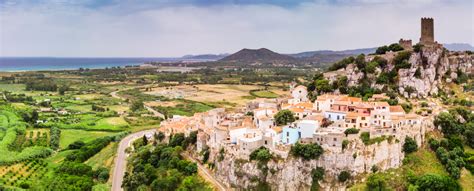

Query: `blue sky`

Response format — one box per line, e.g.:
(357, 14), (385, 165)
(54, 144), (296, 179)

(0, 0), (473, 57)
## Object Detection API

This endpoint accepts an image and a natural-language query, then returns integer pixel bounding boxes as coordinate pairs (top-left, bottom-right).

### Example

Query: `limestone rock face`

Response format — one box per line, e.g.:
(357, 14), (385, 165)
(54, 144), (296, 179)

(329, 46), (473, 98)
(212, 140), (406, 190)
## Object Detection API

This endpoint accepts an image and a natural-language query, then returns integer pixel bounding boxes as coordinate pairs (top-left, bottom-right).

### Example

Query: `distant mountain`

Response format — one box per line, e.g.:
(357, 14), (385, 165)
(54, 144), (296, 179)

(443, 43), (474, 51)
(290, 48), (376, 58)
(181, 54), (229, 60)
(219, 48), (297, 63)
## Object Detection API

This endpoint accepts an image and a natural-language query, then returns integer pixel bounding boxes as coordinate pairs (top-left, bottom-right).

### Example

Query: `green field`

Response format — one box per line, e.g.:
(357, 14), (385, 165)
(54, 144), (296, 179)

(59, 129), (115, 149)
(249, 90), (279, 98)
(0, 107), (53, 165)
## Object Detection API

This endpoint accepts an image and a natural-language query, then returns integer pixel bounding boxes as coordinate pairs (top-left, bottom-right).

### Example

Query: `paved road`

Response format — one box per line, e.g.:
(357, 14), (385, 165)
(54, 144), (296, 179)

(182, 153), (229, 191)
(111, 129), (157, 191)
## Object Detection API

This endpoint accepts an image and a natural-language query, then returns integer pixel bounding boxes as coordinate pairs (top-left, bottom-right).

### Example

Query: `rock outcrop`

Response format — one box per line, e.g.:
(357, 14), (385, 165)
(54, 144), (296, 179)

(326, 45), (473, 98)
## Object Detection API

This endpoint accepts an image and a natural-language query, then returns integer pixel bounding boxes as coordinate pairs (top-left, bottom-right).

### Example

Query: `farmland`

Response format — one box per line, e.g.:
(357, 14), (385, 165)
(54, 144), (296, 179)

(0, 66), (294, 190)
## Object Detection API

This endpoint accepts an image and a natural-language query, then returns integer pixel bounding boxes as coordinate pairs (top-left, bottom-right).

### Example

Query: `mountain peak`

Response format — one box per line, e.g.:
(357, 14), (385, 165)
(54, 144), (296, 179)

(219, 48), (296, 64)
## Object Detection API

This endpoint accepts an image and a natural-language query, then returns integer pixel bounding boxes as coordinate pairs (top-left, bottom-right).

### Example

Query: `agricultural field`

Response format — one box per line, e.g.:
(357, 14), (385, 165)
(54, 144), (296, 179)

(0, 66), (296, 190)
(145, 84), (286, 106)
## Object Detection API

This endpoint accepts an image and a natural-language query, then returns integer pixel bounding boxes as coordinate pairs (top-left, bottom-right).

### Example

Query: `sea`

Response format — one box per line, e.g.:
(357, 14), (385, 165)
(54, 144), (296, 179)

(0, 57), (194, 72)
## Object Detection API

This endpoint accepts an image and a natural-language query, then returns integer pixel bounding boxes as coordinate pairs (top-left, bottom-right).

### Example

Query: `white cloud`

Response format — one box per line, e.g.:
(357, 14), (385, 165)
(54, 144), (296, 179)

(0, 0), (472, 57)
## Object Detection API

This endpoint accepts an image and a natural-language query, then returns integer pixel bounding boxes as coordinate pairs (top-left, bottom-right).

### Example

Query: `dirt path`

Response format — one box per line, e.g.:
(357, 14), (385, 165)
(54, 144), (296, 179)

(111, 129), (157, 191)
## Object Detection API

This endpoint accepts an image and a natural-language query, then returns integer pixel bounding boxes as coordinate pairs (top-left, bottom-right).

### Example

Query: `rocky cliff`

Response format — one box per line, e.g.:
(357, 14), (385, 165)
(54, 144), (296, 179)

(210, 140), (404, 190)
(325, 45), (473, 98)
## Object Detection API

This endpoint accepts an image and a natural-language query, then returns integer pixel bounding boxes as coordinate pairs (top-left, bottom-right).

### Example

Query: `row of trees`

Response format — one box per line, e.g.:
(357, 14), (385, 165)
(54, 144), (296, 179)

(49, 126), (61, 150)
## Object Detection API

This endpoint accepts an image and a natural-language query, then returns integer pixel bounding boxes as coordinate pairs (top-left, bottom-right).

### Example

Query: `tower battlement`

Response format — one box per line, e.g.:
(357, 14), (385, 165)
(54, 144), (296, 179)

(420, 17), (434, 45)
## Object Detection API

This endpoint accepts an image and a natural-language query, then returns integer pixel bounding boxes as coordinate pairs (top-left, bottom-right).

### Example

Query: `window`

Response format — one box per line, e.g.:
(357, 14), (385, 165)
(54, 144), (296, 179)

(265, 140), (268, 145)
(287, 132), (289, 136)
(337, 116), (340, 120)
(298, 132), (301, 138)
(333, 138), (337, 141)
(362, 117), (365, 120)
(329, 114), (332, 118)
(287, 138), (289, 143)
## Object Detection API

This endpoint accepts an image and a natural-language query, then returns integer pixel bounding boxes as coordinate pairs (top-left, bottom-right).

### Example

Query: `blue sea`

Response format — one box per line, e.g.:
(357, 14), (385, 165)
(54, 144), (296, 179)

(0, 57), (185, 72)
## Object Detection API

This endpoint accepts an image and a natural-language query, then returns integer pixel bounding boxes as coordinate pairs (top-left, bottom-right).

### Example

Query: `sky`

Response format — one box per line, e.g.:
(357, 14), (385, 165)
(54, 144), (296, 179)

(0, 0), (473, 57)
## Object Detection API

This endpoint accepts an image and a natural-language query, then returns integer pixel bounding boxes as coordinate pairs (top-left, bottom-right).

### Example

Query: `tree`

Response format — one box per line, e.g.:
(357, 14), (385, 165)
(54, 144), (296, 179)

(434, 112), (462, 136)
(338, 171), (351, 182)
(403, 136), (418, 154)
(274, 110), (295, 125)
(156, 132), (165, 142)
(131, 99), (144, 111)
(415, 174), (461, 191)
(290, 143), (324, 160)
(366, 174), (390, 191)
(249, 147), (273, 163)
(344, 128), (360, 136)
(315, 79), (333, 93)
(464, 122), (474, 148)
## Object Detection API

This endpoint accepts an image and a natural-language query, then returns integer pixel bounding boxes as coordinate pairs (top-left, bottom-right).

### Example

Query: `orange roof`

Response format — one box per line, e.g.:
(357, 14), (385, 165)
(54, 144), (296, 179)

(289, 107), (304, 113)
(303, 115), (324, 122)
(273, 126), (283, 133)
(390, 105), (405, 113)
(338, 96), (362, 102)
(316, 94), (342, 101)
(295, 102), (313, 108)
(370, 102), (390, 107)
(346, 112), (368, 118)
(406, 114), (419, 119)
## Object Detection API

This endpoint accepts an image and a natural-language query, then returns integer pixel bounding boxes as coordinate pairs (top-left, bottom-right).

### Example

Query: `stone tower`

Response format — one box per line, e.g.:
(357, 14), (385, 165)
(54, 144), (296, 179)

(420, 17), (434, 44)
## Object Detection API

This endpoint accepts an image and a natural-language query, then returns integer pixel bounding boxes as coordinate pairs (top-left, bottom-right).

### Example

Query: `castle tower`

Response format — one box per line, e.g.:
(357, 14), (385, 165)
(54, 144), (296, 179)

(420, 17), (434, 45)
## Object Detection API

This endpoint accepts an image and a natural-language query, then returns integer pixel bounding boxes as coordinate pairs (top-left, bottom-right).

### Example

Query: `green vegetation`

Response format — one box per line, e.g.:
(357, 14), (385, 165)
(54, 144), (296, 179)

(122, 133), (211, 191)
(311, 167), (325, 191)
(375, 43), (404, 54)
(290, 142), (324, 160)
(344, 128), (360, 136)
(403, 136), (418, 154)
(152, 99), (214, 118)
(274, 109), (296, 125)
(0, 107), (53, 165)
(338, 171), (351, 182)
(249, 147), (273, 163)
(249, 90), (279, 98)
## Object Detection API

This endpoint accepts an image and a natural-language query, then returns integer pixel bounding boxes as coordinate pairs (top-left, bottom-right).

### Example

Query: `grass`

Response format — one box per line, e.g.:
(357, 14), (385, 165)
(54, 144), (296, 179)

(65, 104), (92, 112)
(152, 100), (214, 117)
(249, 90), (279, 98)
(59, 129), (115, 149)
(54, 114), (130, 131)
(349, 146), (448, 190)
(0, 84), (27, 93)
(92, 183), (111, 191)
(85, 142), (118, 170)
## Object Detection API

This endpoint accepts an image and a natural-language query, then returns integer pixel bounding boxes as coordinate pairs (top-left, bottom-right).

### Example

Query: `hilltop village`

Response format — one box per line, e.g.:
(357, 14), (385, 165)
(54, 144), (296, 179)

(159, 83), (428, 189)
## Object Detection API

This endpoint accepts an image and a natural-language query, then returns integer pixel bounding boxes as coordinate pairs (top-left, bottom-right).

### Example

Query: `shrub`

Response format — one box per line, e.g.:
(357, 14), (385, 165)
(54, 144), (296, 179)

(290, 143), (324, 160)
(366, 174), (390, 191)
(274, 110), (295, 125)
(342, 140), (349, 151)
(344, 128), (359, 136)
(428, 138), (440, 151)
(360, 132), (370, 144)
(338, 171), (351, 182)
(403, 136), (418, 154)
(415, 173), (461, 191)
(249, 147), (273, 163)
(50, 126), (61, 150)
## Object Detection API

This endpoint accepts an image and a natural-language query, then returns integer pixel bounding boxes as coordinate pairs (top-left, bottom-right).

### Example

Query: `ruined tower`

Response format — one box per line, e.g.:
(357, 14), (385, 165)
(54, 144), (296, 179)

(420, 17), (434, 45)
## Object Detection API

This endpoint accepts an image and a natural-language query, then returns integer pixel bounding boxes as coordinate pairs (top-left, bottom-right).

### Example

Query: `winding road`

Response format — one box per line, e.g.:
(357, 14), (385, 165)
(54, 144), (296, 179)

(111, 129), (157, 191)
